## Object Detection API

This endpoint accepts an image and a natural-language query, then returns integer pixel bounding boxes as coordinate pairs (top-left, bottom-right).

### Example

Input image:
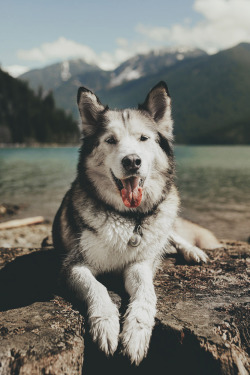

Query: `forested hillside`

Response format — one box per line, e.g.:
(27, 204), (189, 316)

(96, 43), (250, 144)
(8, 43), (250, 144)
(0, 69), (79, 144)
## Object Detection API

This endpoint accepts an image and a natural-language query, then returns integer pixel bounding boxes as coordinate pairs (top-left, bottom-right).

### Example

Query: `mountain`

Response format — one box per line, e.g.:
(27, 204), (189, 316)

(19, 43), (250, 144)
(109, 47), (206, 87)
(20, 48), (206, 120)
(20, 59), (100, 93)
(0, 69), (79, 144)
(95, 43), (250, 144)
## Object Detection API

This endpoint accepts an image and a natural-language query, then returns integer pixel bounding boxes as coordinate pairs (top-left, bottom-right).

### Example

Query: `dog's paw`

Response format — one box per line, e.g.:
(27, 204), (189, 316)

(89, 308), (120, 356)
(182, 245), (208, 263)
(120, 316), (153, 366)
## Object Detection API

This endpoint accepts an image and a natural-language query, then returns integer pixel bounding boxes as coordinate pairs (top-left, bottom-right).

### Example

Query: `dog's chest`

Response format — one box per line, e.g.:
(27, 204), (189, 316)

(80, 212), (168, 271)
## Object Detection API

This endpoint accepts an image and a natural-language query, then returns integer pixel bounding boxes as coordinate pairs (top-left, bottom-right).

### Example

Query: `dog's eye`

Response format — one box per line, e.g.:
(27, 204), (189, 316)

(105, 136), (117, 145)
(140, 135), (149, 141)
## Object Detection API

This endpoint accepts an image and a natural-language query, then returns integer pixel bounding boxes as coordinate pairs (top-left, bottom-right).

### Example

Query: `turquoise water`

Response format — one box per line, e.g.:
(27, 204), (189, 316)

(0, 146), (250, 240)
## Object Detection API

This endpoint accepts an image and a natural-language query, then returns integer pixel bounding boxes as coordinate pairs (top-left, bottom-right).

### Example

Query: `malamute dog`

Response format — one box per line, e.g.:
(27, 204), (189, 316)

(53, 82), (218, 365)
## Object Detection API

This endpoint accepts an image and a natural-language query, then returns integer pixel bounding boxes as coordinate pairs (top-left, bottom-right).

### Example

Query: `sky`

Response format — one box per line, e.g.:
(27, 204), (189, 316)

(1, 0), (250, 77)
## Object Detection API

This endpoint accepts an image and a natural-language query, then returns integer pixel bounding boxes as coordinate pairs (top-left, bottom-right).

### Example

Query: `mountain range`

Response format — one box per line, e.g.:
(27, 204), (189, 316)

(20, 47), (206, 119)
(18, 42), (250, 144)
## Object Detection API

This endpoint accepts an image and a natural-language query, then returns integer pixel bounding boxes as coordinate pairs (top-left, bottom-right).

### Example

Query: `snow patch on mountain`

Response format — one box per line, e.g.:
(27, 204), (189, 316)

(110, 66), (142, 87)
(61, 61), (71, 81)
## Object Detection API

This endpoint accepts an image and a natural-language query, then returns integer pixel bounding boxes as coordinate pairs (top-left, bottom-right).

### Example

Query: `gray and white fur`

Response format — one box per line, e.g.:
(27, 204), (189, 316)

(53, 82), (219, 365)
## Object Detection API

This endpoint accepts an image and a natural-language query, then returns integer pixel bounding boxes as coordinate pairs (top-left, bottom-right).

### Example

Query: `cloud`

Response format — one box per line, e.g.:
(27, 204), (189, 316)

(16, 36), (152, 71)
(17, 36), (133, 71)
(13, 1), (250, 74)
(136, 0), (250, 54)
(2, 65), (30, 77)
(18, 37), (98, 65)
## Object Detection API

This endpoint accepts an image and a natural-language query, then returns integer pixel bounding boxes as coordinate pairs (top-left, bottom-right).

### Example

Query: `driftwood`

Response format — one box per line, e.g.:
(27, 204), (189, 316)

(0, 241), (249, 375)
(0, 216), (44, 230)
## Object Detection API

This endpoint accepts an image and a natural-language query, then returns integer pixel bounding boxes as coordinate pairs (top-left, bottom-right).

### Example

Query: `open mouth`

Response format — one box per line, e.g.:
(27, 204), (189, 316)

(111, 170), (144, 208)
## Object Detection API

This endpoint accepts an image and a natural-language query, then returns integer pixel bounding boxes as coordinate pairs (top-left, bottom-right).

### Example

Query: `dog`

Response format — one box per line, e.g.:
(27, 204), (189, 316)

(52, 81), (219, 365)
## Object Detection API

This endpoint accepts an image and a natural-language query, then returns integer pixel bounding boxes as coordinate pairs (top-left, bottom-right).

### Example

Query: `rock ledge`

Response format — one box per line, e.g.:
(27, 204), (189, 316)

(0, 241), (249, 375)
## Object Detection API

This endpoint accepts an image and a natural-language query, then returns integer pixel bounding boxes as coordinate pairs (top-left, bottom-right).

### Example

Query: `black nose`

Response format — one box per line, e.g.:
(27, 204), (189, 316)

(122, 154), (141, 171)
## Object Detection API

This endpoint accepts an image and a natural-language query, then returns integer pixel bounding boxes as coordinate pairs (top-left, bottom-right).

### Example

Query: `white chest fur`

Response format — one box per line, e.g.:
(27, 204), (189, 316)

(79, 201), (176, 273)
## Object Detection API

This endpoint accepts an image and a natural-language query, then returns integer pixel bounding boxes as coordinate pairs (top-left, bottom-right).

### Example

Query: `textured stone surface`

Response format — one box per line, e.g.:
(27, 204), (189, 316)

(81, 240), (250, 375)
(0, 299), (84, 375)
(0, 241), (249, 375)
(153, 240), (250, 375)
(0, 248), (84, 375)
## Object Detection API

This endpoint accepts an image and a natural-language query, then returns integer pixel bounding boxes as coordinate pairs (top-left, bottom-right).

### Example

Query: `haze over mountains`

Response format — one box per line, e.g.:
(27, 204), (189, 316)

(15, 43), (250, 144)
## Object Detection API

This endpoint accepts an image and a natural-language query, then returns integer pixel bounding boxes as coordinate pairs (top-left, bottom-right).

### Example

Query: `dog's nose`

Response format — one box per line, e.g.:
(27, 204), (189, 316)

(122, 154), (141, 171)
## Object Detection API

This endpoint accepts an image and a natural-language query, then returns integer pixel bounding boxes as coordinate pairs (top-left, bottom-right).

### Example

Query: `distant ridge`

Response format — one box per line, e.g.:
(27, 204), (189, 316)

(20, 59), (100, 93)
(20, 48), (206, 120)
(19, 43), (250, 144)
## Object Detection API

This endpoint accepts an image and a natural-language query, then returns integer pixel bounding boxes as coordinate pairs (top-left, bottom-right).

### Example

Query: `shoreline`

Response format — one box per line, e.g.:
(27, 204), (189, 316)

(0, 223), (52, 248)
(0, 143), (80, 149)
(1, 143), (250, 149)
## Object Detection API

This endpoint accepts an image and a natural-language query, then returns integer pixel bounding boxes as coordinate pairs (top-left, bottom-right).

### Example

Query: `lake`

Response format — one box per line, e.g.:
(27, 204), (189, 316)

(0, 146), (249, 241)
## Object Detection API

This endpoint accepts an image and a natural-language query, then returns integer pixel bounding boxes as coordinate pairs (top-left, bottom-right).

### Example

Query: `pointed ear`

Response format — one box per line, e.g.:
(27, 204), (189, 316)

(77, 87), (107, 135)
(139, 81), (173, 139)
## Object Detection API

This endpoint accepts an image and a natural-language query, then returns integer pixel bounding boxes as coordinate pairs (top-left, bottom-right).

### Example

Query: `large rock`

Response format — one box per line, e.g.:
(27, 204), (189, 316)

(0, 248), (84, 375)
(0, 241), (249, 374)
(153, 240), (249, 375)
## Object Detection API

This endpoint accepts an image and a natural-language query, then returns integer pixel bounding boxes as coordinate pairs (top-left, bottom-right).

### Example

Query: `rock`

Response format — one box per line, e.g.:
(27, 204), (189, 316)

(153, 240), (250, 375)
(0, 247), (84, 375)
(0, 241), (249, 375)
(0, 204), (20, 219)
(0, 299), (84, 375)
(41, 234), (53, 248)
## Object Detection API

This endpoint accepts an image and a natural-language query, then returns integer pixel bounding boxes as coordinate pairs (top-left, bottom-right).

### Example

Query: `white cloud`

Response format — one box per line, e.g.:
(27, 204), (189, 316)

(136, 0), (250, 54)
(12, 1), (250, 74)
(17, 36), (132, 71)
(116, 38), (129, 48)
(16, 36), (152, 71)
(2, 65), (30, 77)
(18, 37), (98, 65)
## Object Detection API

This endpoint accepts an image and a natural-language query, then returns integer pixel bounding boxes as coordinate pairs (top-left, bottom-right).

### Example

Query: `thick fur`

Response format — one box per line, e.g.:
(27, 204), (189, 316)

(53, 82), (213, 365)
(174, 218), (221, 250)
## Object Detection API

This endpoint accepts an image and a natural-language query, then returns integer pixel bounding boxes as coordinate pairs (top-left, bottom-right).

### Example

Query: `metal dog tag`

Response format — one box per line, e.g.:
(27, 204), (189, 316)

(129, 233), (141, 247)
(129, 225), (142, 247)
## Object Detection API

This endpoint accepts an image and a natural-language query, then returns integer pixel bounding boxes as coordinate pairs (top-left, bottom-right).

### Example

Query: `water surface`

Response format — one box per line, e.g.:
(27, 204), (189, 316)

(0, 146), (249, 241)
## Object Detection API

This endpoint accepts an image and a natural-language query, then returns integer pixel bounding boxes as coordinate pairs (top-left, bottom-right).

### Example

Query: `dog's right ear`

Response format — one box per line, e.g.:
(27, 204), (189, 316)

(77, 87), (107, 135)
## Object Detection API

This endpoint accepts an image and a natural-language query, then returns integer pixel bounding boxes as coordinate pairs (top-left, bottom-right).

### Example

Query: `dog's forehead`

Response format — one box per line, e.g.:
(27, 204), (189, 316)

(105, 109), (155, 135)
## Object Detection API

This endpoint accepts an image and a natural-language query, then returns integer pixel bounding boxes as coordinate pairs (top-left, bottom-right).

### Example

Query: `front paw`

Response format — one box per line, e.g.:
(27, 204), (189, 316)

(120, 315), (153, 366)
(89, 307), (120, 356)
(183, 246), (208, 263)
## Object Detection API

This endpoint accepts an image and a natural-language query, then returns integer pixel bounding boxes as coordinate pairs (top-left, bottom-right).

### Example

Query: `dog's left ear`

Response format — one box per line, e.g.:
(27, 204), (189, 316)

(77, 87), (107, 135)
(139, 81), (173, 139)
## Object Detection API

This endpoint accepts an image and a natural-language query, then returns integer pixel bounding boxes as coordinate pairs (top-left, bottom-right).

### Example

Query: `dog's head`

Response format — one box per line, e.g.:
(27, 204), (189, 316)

(77, 82), (175, 212)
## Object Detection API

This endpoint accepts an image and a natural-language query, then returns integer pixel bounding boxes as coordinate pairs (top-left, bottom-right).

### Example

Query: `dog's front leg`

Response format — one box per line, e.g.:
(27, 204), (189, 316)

(121, 261), (156, 365)
(69, 264), (120, 355)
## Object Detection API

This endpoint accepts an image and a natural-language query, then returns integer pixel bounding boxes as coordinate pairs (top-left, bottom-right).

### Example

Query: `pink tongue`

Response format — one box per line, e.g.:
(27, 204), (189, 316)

(120, 177), (143, 208)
